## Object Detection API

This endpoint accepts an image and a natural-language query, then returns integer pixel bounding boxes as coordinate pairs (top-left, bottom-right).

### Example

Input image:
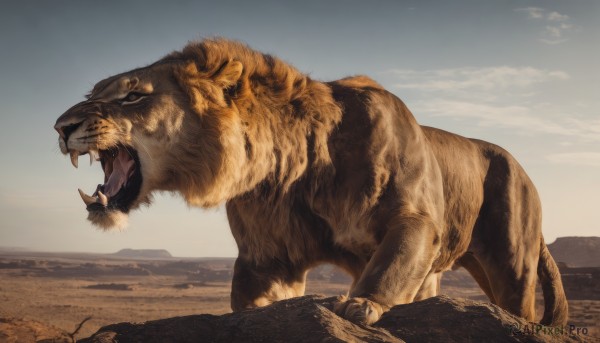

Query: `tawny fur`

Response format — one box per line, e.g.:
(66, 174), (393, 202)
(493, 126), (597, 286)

(55, 38), (568, 326)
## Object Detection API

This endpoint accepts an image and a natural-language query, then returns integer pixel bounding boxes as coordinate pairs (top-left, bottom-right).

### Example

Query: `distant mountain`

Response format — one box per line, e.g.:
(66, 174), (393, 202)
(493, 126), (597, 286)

(111, 249), (173, 259)
(0, 246), (31, 252)
(547, 236), (600, 267)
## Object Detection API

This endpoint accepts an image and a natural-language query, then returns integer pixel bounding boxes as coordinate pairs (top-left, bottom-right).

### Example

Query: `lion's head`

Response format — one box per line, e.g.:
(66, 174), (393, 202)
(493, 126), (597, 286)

(54, 39), (340, 230)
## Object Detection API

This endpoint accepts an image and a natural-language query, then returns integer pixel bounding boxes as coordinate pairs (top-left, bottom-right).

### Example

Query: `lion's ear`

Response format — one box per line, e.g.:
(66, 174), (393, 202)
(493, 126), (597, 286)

(213, 60), (243, 88)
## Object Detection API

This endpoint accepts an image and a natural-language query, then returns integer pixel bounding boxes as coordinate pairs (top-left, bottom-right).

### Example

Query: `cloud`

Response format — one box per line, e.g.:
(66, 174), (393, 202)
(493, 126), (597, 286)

(547, 11), (569, 22)
(541, 26), (568, 45)
(390, 67), (568, 94)
(388, 66), (569, 105)
(564, 118), (600, 142)
(515, 7), (569, 22)
(515, 7), (578, 44)
(546, 152), (600, 167)
(412, 99), (578, 137)
(516, 7), (545, 20)
(386, 66), (600, 144)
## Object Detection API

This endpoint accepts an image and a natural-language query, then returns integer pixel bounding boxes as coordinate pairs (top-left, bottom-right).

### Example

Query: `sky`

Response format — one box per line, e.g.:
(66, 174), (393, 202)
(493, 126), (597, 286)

(0, 0), (598, 257)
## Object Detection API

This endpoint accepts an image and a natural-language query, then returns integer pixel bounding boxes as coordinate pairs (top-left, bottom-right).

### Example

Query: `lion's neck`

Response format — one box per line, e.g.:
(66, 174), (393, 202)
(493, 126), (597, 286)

(179, 76), (342, 207)
(235, 78), (342, 199)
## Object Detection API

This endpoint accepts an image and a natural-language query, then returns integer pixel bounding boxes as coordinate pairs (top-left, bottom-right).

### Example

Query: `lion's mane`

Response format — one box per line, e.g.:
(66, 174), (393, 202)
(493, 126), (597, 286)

(162, 40), (343, 207)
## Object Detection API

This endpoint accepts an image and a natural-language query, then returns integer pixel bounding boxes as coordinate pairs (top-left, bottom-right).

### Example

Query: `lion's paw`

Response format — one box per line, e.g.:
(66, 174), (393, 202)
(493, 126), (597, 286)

(333, 295), (386, 325)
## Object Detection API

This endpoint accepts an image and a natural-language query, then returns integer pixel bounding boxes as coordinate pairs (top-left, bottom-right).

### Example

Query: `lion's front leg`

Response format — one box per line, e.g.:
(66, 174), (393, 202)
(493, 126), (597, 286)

(414, 272), (442, 301)
(230, 257), (307, 311)
(333, 295), (389, 325)
(334, 216), (441, 325)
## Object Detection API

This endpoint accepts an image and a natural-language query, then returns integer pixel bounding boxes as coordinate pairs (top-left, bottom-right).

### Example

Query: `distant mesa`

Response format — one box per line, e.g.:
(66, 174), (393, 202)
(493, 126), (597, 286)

(547, 236), (600, 268)
(0, 246), (30, 252)
(111, 248), (173, 259)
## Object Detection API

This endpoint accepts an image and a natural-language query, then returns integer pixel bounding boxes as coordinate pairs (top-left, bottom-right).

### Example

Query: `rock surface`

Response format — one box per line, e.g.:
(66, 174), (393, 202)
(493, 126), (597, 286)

(78, 295), (585, 343)
(0, 317), (72, 343)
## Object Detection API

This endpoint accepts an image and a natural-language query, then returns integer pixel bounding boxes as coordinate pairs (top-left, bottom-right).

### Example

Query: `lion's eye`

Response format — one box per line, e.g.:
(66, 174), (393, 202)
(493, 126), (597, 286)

(120, 92), (145, 104)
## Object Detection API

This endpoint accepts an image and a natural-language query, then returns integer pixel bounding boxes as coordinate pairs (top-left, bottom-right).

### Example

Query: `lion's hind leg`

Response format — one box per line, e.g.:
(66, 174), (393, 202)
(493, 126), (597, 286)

(456, 253), (496, 304)
(470, 152), (541, 322)
(476, 251), (538, 322)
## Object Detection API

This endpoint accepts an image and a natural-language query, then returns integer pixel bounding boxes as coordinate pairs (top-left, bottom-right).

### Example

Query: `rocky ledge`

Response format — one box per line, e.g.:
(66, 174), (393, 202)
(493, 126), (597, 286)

(75, 295), (584, 343)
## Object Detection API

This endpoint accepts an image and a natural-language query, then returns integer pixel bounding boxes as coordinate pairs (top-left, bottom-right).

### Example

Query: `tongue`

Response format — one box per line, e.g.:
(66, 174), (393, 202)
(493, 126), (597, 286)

(104, 149), (135, 197)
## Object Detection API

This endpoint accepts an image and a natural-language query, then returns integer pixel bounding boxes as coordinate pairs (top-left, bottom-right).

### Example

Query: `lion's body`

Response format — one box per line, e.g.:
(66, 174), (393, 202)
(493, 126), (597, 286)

(227, 76), (567, 325)
(55, 39), (568, 326)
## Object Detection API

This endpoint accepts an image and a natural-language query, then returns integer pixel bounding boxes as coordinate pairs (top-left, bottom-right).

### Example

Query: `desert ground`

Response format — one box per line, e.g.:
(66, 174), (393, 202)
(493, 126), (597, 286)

(0, 248), (598, 341)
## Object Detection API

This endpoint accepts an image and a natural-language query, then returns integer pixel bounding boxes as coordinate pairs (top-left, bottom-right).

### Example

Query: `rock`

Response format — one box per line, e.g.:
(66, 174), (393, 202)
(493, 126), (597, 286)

(79, 295), (586, 343)
(547, 236), (600, 268)
(79, 295), (397, 343)
(375, 296), (583, 343)
(0, 317), (72, 343)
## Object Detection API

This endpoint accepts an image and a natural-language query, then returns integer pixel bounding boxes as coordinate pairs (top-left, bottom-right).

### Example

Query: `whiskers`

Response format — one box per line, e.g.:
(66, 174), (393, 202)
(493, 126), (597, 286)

(111, 131), (154, 164)
(129, 134), (154, 163)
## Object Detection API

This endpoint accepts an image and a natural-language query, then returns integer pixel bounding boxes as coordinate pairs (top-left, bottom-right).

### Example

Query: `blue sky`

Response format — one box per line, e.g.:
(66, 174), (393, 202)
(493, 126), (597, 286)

(0, 0), (598, 257)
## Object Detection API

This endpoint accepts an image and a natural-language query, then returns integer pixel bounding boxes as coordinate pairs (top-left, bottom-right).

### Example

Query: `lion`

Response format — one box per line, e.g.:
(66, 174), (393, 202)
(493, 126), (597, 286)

(54, 38), (568, 326)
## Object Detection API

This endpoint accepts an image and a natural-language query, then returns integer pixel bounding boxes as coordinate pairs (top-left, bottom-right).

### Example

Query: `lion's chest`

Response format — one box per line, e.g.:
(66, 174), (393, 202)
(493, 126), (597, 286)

(327, 212), (379, 257)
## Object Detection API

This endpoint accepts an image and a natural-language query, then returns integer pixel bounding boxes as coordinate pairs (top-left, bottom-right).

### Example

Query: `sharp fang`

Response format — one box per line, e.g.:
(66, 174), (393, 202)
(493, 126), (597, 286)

(89, 150), (100, 165)
(97, 191), (108, 206)
(70, 150), (79, 168)
(78, 188), (96, 206)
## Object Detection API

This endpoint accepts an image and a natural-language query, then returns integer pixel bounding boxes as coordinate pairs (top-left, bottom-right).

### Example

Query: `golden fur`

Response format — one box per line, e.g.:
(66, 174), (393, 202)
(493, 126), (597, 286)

(54, 39), (568, 326)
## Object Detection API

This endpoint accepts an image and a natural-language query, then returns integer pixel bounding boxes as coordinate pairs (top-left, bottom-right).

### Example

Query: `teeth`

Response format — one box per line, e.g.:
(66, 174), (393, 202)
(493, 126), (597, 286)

(78, 188), (109, 207)
(97, 191), (108, 206)
(89, 150), (100, 165)
(69, 150), (79, 168)
(78, 188), (96, 206)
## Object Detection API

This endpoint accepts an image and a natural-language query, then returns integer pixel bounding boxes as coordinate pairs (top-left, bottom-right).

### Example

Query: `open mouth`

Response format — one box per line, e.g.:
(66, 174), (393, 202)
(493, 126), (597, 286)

(75, 145), (142, 213)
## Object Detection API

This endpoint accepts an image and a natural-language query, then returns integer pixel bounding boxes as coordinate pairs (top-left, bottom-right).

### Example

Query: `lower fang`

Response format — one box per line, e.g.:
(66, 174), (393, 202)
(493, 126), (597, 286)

(78, 188), (96, 206)
(98, 191), (108, 206)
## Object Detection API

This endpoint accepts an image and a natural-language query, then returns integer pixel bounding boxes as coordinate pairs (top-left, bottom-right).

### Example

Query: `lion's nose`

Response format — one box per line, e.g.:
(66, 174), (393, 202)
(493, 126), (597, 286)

(54, 121), (83, 142)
